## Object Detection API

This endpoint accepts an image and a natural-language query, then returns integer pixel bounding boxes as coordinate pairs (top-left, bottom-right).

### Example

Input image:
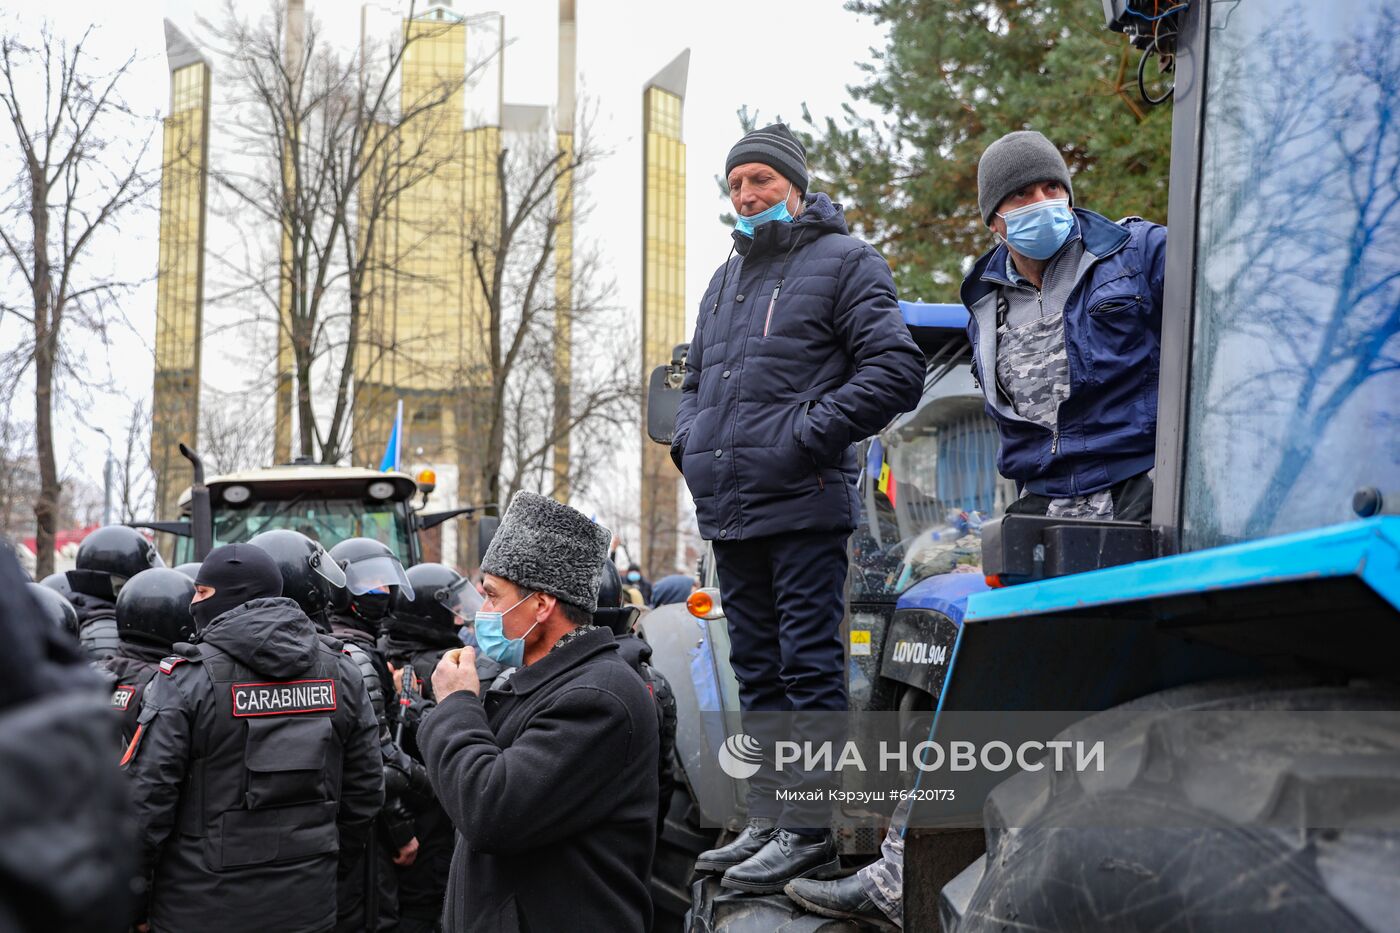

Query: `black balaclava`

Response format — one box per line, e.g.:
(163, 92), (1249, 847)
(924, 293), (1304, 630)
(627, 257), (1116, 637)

(191, 543), (284, 632)
(350, 589), (395, 626)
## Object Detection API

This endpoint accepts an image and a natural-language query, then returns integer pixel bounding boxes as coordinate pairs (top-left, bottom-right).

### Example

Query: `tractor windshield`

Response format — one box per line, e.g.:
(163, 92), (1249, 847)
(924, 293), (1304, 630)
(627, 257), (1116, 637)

(1181, 1), (1400, 550)
(173, 498), (413, 564)
(850, 366), (1015, 600)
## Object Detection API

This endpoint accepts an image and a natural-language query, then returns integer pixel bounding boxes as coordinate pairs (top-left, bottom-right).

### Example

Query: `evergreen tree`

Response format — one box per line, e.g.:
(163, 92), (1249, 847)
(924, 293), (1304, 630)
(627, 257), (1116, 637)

(792, 0), (1174, 299)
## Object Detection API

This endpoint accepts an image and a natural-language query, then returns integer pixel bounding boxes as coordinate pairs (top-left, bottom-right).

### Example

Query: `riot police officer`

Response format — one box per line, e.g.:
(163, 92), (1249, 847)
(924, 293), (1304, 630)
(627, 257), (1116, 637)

(326, 536), (422, 932)
(1, 550), (134, 932)
(596, 561), (679, 839)
(27, 581), (80, 638)
(95, 568), (196, 747)
(124, 543), (383, 933)
(384, 562), (494, 932)
(67, 525), (164, 661)
(248, 529), (344, 633)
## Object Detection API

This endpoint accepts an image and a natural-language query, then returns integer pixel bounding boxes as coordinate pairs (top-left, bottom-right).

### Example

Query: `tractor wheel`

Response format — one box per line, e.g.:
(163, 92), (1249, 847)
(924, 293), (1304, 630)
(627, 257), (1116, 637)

(939, 677), (1400, 932)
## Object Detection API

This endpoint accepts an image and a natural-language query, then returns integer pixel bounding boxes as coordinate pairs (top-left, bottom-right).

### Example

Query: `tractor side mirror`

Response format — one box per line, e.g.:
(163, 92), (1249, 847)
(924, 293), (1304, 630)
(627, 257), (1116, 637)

(645, 343), (689, 445)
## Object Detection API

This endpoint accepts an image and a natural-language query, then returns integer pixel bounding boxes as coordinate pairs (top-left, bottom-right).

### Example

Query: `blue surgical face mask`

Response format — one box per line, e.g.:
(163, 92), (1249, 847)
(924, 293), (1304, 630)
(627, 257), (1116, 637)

(474, 592), (539, 668)
(734, 184), (794, 238)
(997, 198), (1074, 261)
(626, 571), (641, 583)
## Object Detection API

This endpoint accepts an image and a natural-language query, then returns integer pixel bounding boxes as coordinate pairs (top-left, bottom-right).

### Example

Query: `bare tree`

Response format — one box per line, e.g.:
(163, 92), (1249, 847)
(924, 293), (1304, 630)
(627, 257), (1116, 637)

(111, 398), (155, 523)
(0, 415), (40, 543)
(206, 0), (470, 464)
(462, 114), (637, 511)
(199, 386), (276, 475)
(0, 25), (156, 577)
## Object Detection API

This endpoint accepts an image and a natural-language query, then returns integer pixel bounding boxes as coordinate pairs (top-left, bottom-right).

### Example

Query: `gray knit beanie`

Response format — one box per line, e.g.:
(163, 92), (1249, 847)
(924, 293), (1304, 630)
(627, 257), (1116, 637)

(480, 491), (611, 614)
(977, 130), (1074, 224)
(725, 123), (809, 194)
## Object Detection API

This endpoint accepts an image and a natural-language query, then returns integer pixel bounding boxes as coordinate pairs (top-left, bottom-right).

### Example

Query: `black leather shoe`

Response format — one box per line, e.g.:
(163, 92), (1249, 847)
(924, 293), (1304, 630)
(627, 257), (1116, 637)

(694, 818), (778, 874)
(720, 829), (840, 894)
(785, 873), (899, 930)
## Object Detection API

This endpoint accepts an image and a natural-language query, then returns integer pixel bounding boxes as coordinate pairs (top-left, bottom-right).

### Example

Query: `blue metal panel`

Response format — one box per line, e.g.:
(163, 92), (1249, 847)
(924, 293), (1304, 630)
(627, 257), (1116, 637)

(967, 517), (1400, 622)
(899, 301), (968, 329)
(895, 571), (990, 625)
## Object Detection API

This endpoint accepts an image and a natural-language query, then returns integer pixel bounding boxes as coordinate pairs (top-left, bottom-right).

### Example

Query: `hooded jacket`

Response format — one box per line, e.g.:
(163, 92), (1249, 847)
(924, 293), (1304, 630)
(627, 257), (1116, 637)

(418, 626), (659, 932)
(961, 209), (1167, 496)
(125, 597), (383, 933)
(672, 192), (925, 541)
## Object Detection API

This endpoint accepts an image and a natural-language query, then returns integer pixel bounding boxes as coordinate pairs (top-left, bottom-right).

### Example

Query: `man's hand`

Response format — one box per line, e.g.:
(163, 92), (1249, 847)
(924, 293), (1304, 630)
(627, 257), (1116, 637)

(432, 647), (480, 700)
(393, 836), (420, 866)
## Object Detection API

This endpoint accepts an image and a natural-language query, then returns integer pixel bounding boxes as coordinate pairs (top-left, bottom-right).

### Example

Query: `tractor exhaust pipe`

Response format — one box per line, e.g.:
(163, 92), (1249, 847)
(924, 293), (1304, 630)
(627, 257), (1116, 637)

(180, 443), (214, 560)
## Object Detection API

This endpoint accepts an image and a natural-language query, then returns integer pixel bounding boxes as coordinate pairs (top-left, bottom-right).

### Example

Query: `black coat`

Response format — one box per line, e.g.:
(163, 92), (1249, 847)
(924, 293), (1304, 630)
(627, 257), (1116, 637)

(125, 598), (384, 933)
(672, 192), (925, 541)
(418, 627), (659, 932)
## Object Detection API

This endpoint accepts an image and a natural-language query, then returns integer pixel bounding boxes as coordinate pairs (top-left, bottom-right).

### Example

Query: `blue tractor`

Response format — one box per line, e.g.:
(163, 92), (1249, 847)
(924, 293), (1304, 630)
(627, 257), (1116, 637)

(647, 2), (1400, 929)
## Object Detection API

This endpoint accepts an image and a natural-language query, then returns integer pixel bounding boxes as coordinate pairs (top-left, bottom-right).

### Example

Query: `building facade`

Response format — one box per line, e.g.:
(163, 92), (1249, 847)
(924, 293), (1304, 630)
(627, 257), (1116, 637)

(150, 21), (211, 544)
(640, 50), (689, 577)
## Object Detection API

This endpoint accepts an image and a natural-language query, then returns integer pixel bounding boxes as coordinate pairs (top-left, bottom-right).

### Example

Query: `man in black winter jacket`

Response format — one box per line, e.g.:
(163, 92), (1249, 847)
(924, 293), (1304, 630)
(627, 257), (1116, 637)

(675, 123), (925, 892)
(420, 491), (659, 933)
(125, 544), (384, 933)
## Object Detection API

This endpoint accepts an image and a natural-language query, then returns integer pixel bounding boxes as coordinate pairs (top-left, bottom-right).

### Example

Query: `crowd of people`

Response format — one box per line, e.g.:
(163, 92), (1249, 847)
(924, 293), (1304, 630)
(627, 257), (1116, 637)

(7, 490), (684, 933)
(1, 119), (1164, 932)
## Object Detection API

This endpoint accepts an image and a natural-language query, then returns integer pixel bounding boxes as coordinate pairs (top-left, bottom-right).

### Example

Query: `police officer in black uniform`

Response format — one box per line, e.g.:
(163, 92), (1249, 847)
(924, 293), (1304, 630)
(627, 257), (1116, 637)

(66, 525), (164, 661)
(327, 536), (425, 932)
(95, 568), (196, 748)
(124, 543), (383, 933)
(595, 561), (679, 839)
(0, 549), (134, 932)
(385, 562), (495, 932)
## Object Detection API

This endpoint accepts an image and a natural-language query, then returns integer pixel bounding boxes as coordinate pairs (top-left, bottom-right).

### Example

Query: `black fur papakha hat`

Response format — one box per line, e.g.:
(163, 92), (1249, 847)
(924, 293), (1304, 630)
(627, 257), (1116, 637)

(480, 491), (612, 614)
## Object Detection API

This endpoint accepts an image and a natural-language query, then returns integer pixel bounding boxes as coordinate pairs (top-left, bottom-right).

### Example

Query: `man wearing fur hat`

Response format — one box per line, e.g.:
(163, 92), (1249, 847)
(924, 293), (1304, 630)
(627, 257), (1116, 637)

(418, 492), (659, 932)
(674, 122), (925, 892)
(961, 129), (1167, 521)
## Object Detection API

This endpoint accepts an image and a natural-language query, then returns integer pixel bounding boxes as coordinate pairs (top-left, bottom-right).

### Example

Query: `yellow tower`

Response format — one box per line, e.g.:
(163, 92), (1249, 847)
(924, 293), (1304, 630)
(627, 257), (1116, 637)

(151, 20), (210, 540)
(640, 50), (689, 577)
(354, 4), (502, 565)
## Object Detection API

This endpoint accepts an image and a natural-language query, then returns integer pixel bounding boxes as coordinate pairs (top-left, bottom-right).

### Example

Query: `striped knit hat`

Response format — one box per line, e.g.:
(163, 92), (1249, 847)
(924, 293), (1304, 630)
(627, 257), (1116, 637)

(725, 123), (809, 194)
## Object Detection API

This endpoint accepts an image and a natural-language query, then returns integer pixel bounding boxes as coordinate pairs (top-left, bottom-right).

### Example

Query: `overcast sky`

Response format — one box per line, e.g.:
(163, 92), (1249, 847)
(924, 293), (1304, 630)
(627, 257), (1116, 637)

(5, 0), (887, 520)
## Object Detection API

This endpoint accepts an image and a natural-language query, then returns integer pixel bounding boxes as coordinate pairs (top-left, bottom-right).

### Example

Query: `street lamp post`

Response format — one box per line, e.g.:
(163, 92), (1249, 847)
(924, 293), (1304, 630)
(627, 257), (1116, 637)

(94, 427), (116, 527)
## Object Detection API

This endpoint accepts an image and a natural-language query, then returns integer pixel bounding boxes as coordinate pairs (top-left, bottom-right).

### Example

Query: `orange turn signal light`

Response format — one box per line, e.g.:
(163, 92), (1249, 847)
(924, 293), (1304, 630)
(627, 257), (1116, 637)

(687, 587), (723, 619)
(984, 574), (1004, 589)
(687, 590), (713, 618)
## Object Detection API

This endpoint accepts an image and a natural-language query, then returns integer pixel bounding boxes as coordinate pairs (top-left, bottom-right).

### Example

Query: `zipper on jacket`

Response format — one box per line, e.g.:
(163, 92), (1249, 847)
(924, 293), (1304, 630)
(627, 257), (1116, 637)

(1051, 428), (1059, 456)
(763, 280), (783, 337)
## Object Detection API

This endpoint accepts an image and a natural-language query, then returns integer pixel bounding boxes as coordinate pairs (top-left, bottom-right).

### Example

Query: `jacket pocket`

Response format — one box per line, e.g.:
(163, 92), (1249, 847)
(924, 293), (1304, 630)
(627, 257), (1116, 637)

(1087, 294), (1141, 316)
(210, 800), (339, 869)
(244, 715), (333, 809)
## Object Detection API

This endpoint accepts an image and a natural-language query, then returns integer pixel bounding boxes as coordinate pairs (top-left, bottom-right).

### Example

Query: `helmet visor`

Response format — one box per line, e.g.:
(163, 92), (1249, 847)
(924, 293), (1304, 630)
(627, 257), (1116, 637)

(437, 577), (484, 622)
(307, 546), (347, 589)
(342, 555), (415, 601)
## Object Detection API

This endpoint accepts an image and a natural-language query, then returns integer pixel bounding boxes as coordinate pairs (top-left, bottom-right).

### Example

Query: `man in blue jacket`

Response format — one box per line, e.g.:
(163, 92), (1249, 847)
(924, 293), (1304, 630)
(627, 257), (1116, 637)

(673, 123), (925, 893)
(962, 130), (1167, 521)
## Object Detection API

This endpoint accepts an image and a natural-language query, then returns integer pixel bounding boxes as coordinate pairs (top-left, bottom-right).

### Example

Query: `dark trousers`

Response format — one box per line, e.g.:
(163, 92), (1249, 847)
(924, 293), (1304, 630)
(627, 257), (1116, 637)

(713, 530), (849, 830)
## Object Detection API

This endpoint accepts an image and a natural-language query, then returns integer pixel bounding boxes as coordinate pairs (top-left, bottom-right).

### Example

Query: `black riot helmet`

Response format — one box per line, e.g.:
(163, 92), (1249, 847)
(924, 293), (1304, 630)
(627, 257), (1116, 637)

(172, 563), (202, 580)
(248, 529), (347, 619)
(328, 537), (414, 622)
(115, 568), (197, 650)
(27, 582), (79, 637)
(74, 525), (164, 594)
(39, 571), (76, 602)
(597, 561), (624, 609)
(395, 563), (480, 632)
(592, 561), (639, 635)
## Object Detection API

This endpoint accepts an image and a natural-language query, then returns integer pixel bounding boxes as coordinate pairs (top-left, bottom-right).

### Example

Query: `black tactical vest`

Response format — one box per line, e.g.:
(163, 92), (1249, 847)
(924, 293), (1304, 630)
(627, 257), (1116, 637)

(342, 641), (386, 728)
(167, 643), (345, 871)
